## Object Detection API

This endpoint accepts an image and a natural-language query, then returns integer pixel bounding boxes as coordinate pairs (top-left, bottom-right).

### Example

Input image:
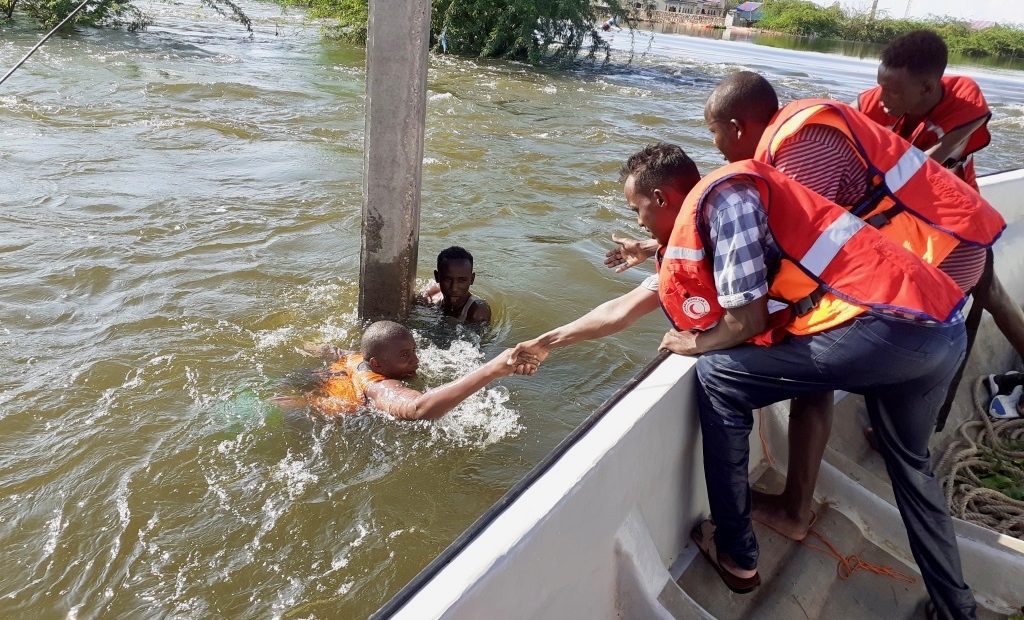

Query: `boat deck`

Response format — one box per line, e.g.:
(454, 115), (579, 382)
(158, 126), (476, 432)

(667, 470), (1006, 620)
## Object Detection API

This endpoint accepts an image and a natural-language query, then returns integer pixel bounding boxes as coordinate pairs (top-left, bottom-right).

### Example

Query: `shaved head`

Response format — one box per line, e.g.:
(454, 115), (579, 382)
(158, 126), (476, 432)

(360, 320), (414, 358)
(704, 71), (779, 163)
(706, 71), (779, 125)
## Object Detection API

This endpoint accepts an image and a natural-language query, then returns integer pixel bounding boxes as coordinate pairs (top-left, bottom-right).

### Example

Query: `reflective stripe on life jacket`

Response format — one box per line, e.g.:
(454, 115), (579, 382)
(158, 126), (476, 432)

(657, 160), (965, 344)
(756, 99), (1004, 270)
(858, 76), (992, 188)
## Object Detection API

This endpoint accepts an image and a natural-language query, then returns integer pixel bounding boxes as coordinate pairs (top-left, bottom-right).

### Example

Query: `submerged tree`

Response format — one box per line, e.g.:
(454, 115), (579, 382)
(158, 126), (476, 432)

(297, 0), (630, 64)
(5, 0), (254, 35)
(0, 0), (143, 29)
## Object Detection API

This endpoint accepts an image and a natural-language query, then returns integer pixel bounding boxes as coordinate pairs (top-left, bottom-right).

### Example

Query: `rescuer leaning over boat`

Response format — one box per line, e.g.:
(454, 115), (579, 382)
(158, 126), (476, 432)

(511, 143), (976, 618)
(606, 70), (1011, 575)
(702, 69), (1009, 569)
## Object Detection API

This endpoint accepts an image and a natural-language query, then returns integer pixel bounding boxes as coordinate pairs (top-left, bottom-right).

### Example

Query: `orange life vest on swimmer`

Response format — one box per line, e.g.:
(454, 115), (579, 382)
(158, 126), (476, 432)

(656, 161), (965, 345)
(756, 99), (1004, 269)
(316, 353), (387, 415)
(858, 76), (991, 189)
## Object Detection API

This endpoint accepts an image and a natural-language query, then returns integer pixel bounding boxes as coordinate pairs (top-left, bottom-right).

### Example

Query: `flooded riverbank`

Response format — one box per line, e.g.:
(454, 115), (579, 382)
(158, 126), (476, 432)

(3, 6), (1024, 617)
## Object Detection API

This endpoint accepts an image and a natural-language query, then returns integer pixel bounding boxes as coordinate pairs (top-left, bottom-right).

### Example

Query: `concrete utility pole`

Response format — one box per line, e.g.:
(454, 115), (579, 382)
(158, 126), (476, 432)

(868, 0), (878, 21)
(358, 0), (432, 321)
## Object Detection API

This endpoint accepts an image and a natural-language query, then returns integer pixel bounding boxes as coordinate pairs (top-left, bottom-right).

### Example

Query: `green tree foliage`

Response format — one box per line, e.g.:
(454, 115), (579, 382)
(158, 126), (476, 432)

(946, 25), (1024, 59)
(297, 0), (629, 64)
(758, 0), (843, 38)
(841, 14), (930, 43)
(299, 0), (367, 43)
(754, 0), (1024, 59)
(11, 0), (148, 30)
(6, 0), (252, 34)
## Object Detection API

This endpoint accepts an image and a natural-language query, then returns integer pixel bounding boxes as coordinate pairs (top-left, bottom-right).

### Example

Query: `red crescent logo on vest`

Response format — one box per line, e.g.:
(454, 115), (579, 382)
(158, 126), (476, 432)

(682, 296), (712, 320)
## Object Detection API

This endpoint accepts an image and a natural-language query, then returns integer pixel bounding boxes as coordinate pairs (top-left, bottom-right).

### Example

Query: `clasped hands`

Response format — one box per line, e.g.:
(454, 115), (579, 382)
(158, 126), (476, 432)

(503, 338), (549, 376)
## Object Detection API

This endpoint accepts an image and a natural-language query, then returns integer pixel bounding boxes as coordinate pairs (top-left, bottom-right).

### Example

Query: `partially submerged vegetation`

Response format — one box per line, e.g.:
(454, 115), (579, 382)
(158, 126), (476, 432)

(758, 0), (1024, 59)
(6, 0), (1020, 64)
(1, 0), (252, 34)
(2, 0), (150, 30)
(284, 0), (630, 64)
(5, 0), (628, 65)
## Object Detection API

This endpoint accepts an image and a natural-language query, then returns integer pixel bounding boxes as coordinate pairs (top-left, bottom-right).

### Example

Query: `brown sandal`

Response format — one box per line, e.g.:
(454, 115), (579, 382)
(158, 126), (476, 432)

(690, 520), (761, 594)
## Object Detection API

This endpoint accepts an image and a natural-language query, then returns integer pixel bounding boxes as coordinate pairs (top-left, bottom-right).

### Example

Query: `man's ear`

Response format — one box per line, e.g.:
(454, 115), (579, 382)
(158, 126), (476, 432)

(653, 187), (667, 207)
(368, 356), (383, 372)
(921, 76), (940, 97)
(433, 269), (440, 281)
(730, 118), (744, 139)
(470, 272), (476, 285)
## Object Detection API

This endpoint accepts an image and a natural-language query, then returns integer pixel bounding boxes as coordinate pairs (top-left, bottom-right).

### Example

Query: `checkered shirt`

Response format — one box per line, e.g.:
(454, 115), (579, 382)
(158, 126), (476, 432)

(701, 178), (780, 309)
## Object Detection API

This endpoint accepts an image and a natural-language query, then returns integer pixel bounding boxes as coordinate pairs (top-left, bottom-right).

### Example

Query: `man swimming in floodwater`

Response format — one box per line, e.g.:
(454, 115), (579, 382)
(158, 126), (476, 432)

(420, 246), (492, 325)
(280, 320), (533, 420)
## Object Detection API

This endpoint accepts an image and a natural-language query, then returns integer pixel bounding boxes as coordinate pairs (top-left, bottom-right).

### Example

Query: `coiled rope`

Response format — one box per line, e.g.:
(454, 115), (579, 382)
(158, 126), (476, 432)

(936, 377), (1024, 539)
(802, 529), (917, 584)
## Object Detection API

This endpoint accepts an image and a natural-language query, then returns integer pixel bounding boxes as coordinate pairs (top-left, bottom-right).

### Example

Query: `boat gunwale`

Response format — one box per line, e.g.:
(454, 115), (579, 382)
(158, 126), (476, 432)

(371, 350), (671, 618)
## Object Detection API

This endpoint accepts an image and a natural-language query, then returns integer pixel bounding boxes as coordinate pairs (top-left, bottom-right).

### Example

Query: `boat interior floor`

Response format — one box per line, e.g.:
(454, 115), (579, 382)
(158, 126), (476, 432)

(665, 469), (1006, 620)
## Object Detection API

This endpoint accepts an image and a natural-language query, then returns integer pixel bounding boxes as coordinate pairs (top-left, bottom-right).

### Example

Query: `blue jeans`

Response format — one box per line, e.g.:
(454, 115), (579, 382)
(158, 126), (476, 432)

(695, 313), (975, 619)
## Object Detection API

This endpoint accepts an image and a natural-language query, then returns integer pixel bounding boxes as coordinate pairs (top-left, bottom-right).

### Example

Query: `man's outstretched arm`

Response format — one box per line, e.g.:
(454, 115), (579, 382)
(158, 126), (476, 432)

(509, 286), (661, 366)
(366, 350), (533, 421)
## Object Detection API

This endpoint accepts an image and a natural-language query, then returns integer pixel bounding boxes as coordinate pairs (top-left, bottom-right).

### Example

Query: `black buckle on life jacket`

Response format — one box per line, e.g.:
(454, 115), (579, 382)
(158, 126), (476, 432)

(792, 286), (827, 317)
(866, 205), (905, 229)
(851, 174), (889, 217)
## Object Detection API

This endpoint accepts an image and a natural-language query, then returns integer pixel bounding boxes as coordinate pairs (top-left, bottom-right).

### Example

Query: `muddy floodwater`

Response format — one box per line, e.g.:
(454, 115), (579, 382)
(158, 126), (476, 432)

(2, 4), (1024, 617)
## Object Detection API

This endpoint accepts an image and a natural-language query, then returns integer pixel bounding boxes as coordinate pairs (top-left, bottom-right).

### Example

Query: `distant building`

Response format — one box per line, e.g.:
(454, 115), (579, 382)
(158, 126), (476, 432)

(733, 1), (764, 25)
(625, 0), (725, 18)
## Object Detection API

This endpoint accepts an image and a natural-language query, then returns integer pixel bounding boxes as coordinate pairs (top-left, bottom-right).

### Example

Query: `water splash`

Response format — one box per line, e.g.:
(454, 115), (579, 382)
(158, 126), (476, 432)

(413, 338), (523, 447)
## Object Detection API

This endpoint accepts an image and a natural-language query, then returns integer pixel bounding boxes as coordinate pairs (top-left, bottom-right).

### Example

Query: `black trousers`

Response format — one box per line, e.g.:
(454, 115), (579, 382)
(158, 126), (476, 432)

(695, 313), (976, 619)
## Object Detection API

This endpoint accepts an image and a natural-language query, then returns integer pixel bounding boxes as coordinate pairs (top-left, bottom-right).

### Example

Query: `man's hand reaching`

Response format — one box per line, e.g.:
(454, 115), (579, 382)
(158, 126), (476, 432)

(507, 338), (552, 374)
(604, 233), (659, 273)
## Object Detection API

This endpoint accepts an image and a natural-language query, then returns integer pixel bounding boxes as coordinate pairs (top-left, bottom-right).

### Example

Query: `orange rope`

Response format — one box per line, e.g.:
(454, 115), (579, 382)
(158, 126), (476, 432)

(757, 408), (915, 586)
(758, 408), (776, 468)
(801, 529), (917, 585)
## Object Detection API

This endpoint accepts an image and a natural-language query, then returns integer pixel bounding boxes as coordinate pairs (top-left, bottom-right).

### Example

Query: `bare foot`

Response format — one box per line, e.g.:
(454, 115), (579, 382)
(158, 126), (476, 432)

(719, 552), (758, 579)
(751, 490), (815, 541)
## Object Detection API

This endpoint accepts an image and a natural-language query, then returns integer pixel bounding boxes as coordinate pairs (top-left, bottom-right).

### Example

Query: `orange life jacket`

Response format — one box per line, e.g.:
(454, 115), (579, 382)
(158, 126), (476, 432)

(858, 76), (991, 189)
(756, 99), (1004, 269)
(314, 353), (387, 416)
(657, 160), (965, 345)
